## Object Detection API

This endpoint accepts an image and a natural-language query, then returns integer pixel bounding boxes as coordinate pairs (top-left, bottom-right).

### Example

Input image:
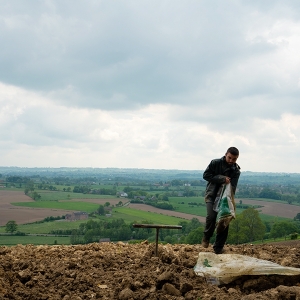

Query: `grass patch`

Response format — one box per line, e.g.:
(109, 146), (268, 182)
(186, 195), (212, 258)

(168, 196), (207, 216)
(256, 214), (289, 222)
(0, 219), (88, 234)
(114, 207), (187, 225)
(33, 191), (117, 201)
(238, 197), (300, 206)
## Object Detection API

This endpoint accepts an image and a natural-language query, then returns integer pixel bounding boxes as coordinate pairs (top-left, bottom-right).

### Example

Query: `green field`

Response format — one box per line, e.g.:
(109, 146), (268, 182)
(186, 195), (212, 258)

(0, 219), (88, 234)
(168, 196), (207, 215)
(114, 207), (186, 224)
(256, 214), (288, 222)
(167, 197), (255, 218)
(0, 235), (70, 246)
(33, 191), (116, 201)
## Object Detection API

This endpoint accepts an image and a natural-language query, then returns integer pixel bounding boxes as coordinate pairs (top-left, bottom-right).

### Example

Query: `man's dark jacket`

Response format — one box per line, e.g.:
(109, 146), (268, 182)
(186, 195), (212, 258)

(203, 156), (241, 203)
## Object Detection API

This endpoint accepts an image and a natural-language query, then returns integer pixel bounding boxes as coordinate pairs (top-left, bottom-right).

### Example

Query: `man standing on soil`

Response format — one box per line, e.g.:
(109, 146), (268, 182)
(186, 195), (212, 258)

(202, 147), (241, 254)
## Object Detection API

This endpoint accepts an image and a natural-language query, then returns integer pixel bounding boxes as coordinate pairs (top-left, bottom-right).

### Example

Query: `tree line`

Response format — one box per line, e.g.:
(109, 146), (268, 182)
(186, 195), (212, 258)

(67, 208), (300, 245)
(237, 186), (300, 204)
(4, 208), (300, 245)
(69, 218), (204, 245)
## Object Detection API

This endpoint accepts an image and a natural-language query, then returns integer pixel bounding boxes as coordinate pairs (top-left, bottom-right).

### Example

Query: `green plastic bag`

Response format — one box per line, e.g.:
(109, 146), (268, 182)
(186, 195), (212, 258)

(214, 183), (235, 233)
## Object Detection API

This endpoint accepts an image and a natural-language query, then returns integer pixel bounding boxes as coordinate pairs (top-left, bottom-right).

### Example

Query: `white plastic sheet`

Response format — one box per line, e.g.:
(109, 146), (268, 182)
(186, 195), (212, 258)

(194, 252), (300, 285)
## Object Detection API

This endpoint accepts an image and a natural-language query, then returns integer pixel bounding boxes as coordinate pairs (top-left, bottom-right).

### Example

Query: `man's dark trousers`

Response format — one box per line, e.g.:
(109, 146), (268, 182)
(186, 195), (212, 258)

(203, 201), (229, 253)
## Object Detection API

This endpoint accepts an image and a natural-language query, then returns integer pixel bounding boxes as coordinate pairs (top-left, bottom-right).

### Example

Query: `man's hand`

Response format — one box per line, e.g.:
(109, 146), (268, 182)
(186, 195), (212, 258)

(225, 177), (231, 184)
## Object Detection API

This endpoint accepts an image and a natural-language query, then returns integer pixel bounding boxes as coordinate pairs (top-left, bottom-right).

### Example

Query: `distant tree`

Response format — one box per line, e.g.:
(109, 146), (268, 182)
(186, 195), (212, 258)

(259, 188), (281, 200)
(158, 194), (169, 201)
(294, 213), (300, 221)
(185, 227), (204, 244)
(97, 205), (105, 215)
(84, 229), (95, 243)
(5, 220), (18, 234)
(104, 202), (110, 207)
(124, 186), (133, 193)
(32, 191), (41, 200)
(281, 194), (296, 204)
(263, 220), (272, 233)
(190, 180), (203, 186)
(7, 176), (29, 183)
(171, 179), (182, 186)
(164, 235), (172, 244)
(70, 229), (83, 244)
(25, 180), (35, 192)
(178, 221), (189, 234)
(186, 218), (201, 232)
(269, 221), (297, 240)
(228, 215), (248, 244)
(239, 208), (266, 242)
(162, 194), (169, 201)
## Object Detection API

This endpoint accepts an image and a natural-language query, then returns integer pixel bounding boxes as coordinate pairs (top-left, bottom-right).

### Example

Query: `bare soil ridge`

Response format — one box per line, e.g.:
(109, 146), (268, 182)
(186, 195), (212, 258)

(1, 242), (300, 299)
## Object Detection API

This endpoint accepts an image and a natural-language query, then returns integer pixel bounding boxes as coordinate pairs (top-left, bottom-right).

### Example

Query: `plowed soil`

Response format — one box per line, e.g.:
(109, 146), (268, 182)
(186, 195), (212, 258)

(1, 241), (300, 300)
(241, 199), (300, 219)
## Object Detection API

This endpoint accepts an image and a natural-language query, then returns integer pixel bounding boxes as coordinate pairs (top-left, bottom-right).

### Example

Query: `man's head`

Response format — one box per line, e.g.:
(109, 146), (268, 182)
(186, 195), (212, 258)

(225, 147), (239, 165)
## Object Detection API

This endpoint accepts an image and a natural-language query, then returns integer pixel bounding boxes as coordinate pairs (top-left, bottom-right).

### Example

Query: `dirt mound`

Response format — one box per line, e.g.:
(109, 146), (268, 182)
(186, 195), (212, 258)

(1, 242), (300, 300)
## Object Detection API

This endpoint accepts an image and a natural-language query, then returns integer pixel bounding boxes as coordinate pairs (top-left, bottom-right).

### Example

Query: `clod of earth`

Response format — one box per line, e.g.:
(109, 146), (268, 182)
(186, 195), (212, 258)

(0, 241), (300, 299)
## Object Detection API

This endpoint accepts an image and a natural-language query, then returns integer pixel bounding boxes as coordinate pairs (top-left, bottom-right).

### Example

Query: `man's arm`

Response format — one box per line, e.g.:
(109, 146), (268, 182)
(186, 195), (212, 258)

(203, 159), (227, 184)
(230, 171), (240, 194)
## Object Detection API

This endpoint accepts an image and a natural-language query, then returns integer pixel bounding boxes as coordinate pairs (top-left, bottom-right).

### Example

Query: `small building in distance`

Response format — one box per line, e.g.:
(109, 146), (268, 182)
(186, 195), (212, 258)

(65, 211), (88, 221)
(116, 191), (128, 198)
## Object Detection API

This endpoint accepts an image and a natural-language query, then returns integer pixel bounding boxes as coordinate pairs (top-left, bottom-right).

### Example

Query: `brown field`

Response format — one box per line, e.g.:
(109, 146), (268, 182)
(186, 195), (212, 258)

(240, 199), (300, 219)
(0, 190), (77, 226)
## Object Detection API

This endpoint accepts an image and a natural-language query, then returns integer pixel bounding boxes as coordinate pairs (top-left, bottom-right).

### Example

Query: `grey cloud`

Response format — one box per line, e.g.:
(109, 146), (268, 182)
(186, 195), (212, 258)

(0, 0), (299, 117)
(0, 2), (255, 104)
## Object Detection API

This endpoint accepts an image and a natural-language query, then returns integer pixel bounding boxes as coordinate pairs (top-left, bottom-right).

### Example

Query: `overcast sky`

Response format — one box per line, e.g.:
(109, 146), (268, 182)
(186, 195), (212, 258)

(1, 0), (300, 173)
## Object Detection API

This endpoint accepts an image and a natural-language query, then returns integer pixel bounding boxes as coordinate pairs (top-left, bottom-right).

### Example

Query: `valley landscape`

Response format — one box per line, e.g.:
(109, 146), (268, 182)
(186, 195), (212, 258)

(1, 168), (300, 299)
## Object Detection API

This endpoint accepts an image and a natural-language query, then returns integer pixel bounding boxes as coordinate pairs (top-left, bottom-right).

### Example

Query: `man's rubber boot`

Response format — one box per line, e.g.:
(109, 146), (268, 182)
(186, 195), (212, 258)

(201, 237), (210, 248)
